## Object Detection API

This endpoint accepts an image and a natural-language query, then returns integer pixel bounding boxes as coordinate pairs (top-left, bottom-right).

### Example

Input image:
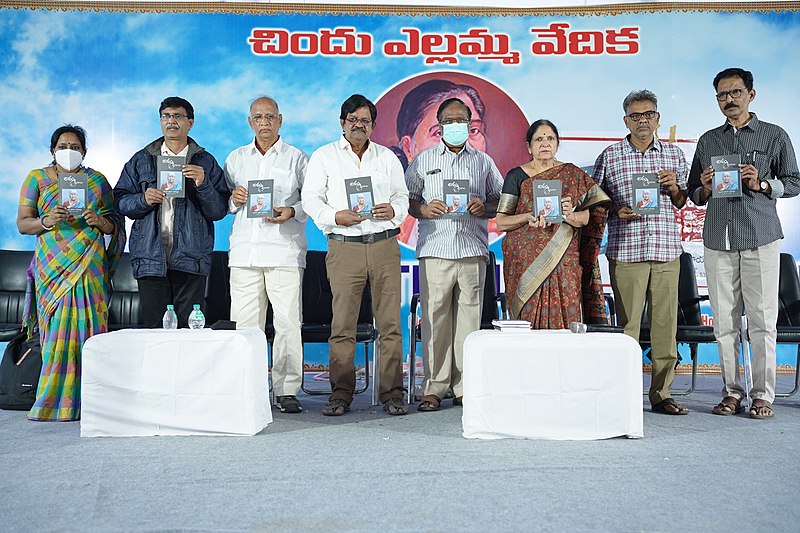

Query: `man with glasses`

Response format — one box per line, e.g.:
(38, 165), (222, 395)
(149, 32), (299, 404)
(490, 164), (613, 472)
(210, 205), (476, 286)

(114, 96), (230, 329)
(302, 94), (409, 417)
(224, 96), (308, 414)
(404, 98), (503, 412)
(593, 89), (690, 415)
(688, 68), (800, 419)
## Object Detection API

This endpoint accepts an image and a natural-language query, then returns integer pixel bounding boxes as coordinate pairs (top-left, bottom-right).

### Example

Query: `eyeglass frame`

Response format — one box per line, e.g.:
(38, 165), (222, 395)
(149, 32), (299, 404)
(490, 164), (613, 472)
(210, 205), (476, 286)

(715, 87), (747, 102)
(250, 113), (280, 124)
(160, 113), (189, 121)
(344, 116), (374, 126)
(625, 110), (659, 121)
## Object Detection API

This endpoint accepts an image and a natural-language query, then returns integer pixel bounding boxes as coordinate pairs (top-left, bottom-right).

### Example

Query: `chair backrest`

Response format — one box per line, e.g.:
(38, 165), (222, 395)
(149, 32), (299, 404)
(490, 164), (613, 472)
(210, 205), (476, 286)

(778, 253), (800, 327)
(480, 251), (501, 328)
(0, 250), (34, 340)
(301, 250), (373, 342)
(677, 252), (703, 327)
(204, 250), (231, 325)
(108, 252), (143, 330)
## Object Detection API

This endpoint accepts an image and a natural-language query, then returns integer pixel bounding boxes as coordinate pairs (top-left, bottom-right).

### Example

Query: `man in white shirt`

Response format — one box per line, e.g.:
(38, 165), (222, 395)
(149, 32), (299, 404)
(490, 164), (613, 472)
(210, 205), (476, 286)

(224, 96), (309, 414)
(405, 98), (503, 412)
(302, 94), (410, 417)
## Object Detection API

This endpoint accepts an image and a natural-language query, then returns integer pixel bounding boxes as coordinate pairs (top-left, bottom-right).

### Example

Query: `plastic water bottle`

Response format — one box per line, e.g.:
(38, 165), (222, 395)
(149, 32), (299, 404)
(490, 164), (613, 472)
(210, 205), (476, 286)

(188, 304), (205, 330)
(162, 304), (178, 330)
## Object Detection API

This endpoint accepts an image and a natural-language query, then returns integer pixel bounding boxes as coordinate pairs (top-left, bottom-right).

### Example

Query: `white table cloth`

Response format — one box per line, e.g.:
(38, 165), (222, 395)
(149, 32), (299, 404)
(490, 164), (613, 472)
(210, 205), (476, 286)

(462, 330), (643, 440)
(81, 327), (271, 437)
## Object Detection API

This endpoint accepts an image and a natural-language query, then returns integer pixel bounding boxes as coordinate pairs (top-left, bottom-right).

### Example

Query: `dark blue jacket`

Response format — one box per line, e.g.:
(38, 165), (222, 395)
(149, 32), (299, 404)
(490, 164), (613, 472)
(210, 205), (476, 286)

(114, 137), (231, 278)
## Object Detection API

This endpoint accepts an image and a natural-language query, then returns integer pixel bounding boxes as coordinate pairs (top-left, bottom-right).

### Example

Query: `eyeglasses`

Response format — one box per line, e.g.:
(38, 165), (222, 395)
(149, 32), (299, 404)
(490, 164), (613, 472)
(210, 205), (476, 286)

(345, 116), (373, 126)
(440, 118), (470, 126)
(160, 113), (188, 121)
(626, 111), (658, 121)
(251, 114), (279, 124)
(715, 88), (746, 102)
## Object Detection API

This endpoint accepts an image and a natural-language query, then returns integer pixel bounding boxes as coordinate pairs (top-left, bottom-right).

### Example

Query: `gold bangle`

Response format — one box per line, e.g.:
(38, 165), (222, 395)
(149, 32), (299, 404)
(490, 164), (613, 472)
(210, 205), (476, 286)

(40, 216), (54, 231)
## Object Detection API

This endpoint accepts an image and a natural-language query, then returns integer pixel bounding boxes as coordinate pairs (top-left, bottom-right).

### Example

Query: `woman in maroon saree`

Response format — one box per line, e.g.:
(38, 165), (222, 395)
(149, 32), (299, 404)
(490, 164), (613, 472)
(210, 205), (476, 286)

(497, 120), (610, 328)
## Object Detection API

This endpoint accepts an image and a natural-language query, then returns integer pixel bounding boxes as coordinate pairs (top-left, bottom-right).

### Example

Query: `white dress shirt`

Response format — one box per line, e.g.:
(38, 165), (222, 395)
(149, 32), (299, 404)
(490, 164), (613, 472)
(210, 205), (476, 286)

(224, 137), (309, 268)
(302, 136), (408, 235)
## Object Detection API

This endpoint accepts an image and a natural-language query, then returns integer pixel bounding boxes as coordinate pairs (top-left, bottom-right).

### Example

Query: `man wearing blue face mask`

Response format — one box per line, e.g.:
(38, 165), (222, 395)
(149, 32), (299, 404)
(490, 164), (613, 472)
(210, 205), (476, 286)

(405, 98), (503, 412)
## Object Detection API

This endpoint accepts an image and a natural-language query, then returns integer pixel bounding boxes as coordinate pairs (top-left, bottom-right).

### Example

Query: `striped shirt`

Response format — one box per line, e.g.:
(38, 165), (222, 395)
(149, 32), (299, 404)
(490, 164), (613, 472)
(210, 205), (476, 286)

(593, 136), (688, 263)
(405, 141), (503, 260)
(687, 113), (800, 251)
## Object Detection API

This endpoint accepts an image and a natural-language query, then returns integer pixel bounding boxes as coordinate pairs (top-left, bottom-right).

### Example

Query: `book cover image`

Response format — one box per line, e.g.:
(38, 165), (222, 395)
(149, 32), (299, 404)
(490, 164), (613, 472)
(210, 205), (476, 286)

(632, 172), (660, 215)
(247, 179), (274, 218)
(442, 178), (470, 219)
(157, 155), (186, 198)
(58, 173), (88, 215)
(532, 180), (562, 223)
(711, 154), (742, 198)
(345, 176), (374, 217)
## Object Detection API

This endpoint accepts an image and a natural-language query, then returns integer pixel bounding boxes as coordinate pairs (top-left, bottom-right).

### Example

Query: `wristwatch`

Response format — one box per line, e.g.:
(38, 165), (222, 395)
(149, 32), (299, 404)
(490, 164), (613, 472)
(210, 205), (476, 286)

(759, 180), (769, 193)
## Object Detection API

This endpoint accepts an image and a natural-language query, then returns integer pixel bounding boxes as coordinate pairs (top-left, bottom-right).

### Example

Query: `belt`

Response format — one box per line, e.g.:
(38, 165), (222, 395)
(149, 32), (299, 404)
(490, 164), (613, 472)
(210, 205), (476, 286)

(328, 228), (400, 244)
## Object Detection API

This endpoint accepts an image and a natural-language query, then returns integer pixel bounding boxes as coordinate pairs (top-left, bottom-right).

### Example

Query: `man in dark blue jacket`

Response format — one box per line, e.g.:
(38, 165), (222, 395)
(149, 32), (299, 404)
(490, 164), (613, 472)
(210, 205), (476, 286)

(114, 96), (230, 328)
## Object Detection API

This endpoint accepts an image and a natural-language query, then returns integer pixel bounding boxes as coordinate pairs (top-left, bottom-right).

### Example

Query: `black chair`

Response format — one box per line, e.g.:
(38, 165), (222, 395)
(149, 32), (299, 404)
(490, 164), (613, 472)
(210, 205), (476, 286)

(776, 253), (800, 397)
(204, 250), (232, 326)
(296, 250), (376, 398)
(406, 251), (507, 404)
(108, 252), (144, 330)
(589, 252), (714, 395)
(0, 250), (34, 341)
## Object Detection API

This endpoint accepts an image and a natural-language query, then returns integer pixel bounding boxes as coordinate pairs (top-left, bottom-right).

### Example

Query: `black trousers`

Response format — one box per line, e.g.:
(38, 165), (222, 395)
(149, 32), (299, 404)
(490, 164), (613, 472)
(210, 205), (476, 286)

(137, 271), (207, 328)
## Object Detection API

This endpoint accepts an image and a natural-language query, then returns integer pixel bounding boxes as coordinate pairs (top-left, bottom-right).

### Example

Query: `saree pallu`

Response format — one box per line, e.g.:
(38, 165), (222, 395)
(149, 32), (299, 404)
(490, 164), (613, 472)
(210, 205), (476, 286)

(20, 166), (125, 421)
(501, 164), (609, 328)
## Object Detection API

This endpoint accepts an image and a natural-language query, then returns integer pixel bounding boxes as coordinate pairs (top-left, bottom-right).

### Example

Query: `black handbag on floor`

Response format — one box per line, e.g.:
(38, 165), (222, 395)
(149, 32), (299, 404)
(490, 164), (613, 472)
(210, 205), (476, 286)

(0, 330), (42, 411)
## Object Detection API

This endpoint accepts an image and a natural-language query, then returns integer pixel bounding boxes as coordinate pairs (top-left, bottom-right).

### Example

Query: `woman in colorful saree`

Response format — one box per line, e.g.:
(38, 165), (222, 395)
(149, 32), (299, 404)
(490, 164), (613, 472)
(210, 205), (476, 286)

(16, 125), (125, 421)
(496, 120), (610, 328)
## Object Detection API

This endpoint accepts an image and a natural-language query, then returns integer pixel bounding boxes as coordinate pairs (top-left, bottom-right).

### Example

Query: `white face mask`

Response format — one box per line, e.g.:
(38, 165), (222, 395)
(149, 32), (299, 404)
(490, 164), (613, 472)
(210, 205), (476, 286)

(54, 149), (83, 172)
(442, 122), (469, 147)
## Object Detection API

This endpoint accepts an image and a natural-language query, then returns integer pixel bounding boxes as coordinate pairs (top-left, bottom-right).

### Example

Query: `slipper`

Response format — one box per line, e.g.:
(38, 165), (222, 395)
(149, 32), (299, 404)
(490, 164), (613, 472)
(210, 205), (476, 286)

(712, 396), (744, 416)
(322, 399), (350, 416)
(417, 394), (441, 412)
(383, 397), (408, 416)
(749, 401), (774, 420)
(651, 398), (689, 415)
(453, 396), (463, 407)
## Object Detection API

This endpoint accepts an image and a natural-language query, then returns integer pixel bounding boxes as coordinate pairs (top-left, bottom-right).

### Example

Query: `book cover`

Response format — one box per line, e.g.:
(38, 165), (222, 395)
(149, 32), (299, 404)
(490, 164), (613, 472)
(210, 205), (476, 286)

(157, 155), (186, 198)
(532, 180), (562, 224)
(345, 176), (374, 217)
(711, 154), (742, 198)
(442, 178), (470, 219)
(58, 173), (88, 215)
(246, 179), (274, 218)
(631, 172), (660, 215)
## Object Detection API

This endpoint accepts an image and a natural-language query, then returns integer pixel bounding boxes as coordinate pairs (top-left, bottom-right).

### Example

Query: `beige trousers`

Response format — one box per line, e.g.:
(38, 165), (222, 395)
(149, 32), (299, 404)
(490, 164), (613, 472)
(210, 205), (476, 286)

(705, 240), (780, 403)
(419, 256), (486, 399)
(609, 257), (680, 406)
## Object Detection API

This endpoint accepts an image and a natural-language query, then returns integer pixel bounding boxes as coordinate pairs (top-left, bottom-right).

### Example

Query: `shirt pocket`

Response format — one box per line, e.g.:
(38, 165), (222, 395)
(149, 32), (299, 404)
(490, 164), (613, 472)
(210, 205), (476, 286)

(269, 167), (295, 206)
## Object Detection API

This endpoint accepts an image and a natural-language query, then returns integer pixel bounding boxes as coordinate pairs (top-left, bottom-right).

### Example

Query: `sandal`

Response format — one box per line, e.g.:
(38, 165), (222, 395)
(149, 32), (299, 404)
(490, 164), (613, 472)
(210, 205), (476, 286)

(651, 398), (689, 415)
(749, 400), (774, 420)
(383, 397), (408, 416)
(322, 399), (350, 416)
(712, 396), (744, 416)
(417, 394), (441, 412)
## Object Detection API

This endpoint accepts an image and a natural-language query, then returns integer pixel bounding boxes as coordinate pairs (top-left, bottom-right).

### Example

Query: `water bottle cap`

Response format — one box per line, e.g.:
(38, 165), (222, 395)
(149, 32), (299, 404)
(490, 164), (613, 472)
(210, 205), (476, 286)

(167, 305), (174, 310)
(193, 304), (200, 309)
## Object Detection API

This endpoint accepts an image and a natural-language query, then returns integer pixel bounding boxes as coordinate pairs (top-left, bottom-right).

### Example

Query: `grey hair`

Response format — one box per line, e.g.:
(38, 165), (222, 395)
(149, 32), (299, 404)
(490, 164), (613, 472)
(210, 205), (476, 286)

(622, 90), (657, 113)
(249, 96), (279, 114)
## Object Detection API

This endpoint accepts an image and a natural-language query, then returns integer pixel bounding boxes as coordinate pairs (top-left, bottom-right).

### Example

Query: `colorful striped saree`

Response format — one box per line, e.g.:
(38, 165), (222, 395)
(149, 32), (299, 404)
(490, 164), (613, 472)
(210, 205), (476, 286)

(20, 166), (124, 421)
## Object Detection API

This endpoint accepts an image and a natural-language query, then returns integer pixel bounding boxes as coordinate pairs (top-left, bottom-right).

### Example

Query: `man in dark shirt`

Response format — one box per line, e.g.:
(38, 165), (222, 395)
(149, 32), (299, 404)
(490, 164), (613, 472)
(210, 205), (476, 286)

(687, 68), (800, 419)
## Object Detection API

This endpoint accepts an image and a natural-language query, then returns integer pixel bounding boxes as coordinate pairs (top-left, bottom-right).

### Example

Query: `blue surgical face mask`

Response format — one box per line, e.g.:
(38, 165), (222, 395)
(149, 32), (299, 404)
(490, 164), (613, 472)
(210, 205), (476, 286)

(442, 122), (469, 146)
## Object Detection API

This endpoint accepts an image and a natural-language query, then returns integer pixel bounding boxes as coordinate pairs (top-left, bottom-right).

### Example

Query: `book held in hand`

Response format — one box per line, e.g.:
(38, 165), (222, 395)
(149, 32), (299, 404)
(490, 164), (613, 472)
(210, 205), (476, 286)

(711, 154), (742, 198)
(442, 178), (470, 219)
(246, 179), (274, 218)
(631, 172), (660, 215)
(157, 155), (186, 198)
(532, 180), (562, 224)
(58, 173), (88, 215)
(345, 176), (374, 217)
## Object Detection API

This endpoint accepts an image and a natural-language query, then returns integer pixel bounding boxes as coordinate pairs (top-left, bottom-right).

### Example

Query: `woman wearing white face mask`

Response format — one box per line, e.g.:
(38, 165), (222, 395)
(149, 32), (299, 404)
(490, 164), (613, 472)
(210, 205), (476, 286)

(16, 125), (125, 422)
